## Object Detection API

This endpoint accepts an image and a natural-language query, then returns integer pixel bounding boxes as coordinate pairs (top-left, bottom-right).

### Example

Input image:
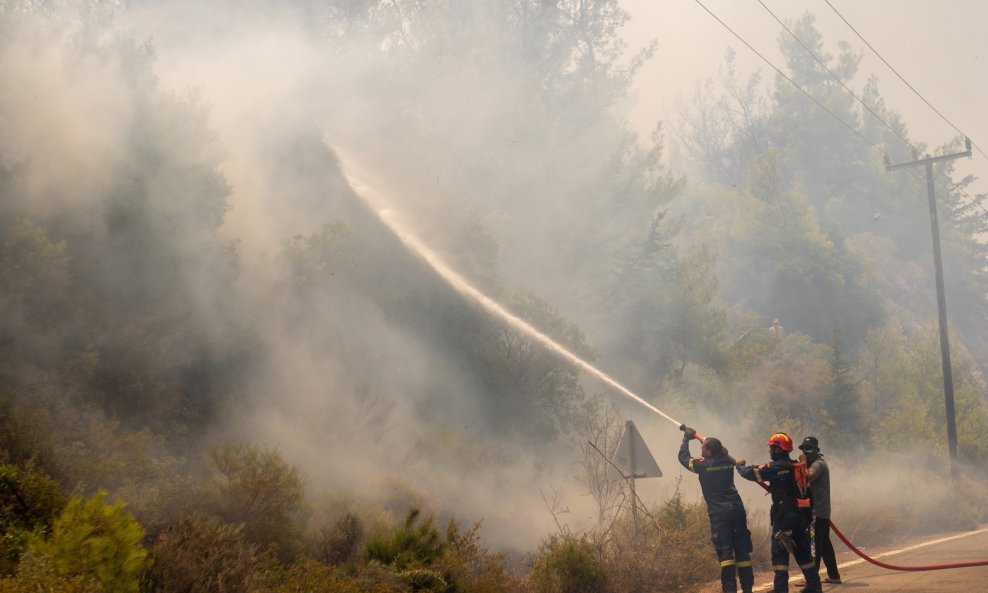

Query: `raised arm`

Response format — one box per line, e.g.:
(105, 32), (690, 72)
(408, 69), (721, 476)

(678, 439), (695, 471)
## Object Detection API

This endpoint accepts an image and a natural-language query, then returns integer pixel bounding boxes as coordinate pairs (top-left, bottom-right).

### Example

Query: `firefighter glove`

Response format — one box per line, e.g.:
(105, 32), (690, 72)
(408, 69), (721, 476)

(682, 427), (697, 442)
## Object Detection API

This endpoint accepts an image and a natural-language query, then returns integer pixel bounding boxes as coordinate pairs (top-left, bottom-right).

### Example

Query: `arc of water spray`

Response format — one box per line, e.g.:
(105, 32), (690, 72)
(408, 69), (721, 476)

(336, 152), (684, 431)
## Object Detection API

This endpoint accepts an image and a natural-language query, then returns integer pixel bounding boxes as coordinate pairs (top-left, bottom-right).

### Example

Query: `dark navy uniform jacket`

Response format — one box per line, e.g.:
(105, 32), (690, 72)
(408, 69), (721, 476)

(678, 441), (745, 515)
(736, 456), (799, 523)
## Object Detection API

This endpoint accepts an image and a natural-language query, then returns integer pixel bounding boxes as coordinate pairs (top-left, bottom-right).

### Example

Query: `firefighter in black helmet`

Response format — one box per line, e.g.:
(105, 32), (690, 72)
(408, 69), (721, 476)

(679, 427), (754, 593)
(736, 433), (821, 593)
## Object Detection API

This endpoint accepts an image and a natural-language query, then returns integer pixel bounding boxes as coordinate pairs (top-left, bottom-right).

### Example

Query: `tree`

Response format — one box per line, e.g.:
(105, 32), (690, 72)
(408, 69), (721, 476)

(209, 443), (307, 559)
(27, 491), (147, 593)
(678, 48), (771, 185)
(823, 326), (862, 441)
(476, 291), (597, 440)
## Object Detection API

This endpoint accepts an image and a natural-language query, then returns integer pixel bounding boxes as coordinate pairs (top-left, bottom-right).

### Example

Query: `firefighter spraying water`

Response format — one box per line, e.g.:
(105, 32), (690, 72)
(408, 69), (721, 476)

(678, 429), (754, 593)
(339, 152), (988, 591)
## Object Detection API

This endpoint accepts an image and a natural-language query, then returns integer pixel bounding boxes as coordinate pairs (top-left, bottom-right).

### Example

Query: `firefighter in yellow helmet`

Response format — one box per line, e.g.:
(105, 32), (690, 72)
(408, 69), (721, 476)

(736, 433), (821, 593)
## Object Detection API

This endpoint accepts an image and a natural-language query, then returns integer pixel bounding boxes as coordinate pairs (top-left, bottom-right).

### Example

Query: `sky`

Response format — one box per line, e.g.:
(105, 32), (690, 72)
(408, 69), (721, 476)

(622, 0), (987, 193)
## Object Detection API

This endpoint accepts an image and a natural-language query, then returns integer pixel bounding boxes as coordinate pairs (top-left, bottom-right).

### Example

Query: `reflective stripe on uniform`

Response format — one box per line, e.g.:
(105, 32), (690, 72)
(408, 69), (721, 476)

(772, 565), (789, 571)
(753, 467), (762, 482)
(688, 458), (695, 472)
(799, 561), (816, 569)
(720, 559), (736, 567)
(736, 561), (752, 567)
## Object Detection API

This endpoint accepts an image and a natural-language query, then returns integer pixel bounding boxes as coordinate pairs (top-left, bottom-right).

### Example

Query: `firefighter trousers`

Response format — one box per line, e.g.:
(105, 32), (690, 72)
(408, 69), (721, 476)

(770, 512), (820, 593)
(709, 507), (754, 593)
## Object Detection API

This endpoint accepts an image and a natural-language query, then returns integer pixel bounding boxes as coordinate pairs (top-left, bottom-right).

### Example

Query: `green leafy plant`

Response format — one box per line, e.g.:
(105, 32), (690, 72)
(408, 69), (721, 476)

(530, 536), (607, 593)
(30, 490), (147, 593)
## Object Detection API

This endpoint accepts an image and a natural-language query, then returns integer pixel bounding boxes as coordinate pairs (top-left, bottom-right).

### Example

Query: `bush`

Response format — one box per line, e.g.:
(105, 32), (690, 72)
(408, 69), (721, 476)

(366, 507), (446, 570)
(142, 513), (261, 593)
(0, 546), (101, 593)
(209, 443), (307, 561)
(530, 536), (607, 593)
(29, 490), (147, 593)
(0, 461), (66, 573)
(441, 519), (517, 593)
(319, 512), (364, 566)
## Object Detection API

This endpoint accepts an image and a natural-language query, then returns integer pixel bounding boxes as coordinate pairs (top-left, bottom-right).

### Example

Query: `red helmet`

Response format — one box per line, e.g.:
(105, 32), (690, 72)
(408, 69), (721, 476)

(767, 433), (794, 452)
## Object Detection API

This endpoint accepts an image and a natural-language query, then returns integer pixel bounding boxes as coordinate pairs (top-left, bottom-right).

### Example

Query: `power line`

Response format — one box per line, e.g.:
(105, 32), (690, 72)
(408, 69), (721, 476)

(690, 0), (881, 152)
(691, 0), (979, 215)
(822, 0), (988, 161)
(756, 0), (917, 154)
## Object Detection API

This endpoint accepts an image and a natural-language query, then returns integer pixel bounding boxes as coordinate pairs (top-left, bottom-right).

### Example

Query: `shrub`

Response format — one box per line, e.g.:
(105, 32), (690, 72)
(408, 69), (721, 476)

(209, 443), (307, 560)
(142, 513), (261, 593)
(0, 461), (66, 573)
(0, 546), (101, 593)
(29, 490), (147, 593)
(320, 512), (364, 566)
(366, 507), (446, 570)
(530, 536), (607, 593)
(442, 519), (517, 593)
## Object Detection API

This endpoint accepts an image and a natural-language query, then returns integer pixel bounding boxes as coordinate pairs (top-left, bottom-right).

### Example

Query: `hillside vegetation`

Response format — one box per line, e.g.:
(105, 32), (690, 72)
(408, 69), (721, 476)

(0, 2), (986, 592)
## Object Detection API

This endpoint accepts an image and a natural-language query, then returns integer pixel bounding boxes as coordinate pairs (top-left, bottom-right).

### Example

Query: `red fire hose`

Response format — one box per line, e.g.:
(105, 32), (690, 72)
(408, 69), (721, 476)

(684, 428), (988, 571)
(828, 522), (988, 571)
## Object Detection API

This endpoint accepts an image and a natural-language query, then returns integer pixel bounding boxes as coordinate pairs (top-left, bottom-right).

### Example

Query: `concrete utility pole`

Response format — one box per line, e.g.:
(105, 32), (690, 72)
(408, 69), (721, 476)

(885, 139), (972, 480)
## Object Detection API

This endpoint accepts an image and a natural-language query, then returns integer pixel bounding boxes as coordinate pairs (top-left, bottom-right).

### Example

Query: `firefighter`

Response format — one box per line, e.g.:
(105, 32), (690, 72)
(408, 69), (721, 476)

(736, 433), (822, 593)
(679, 427), (754, 593)
(799, 437), (841, 584)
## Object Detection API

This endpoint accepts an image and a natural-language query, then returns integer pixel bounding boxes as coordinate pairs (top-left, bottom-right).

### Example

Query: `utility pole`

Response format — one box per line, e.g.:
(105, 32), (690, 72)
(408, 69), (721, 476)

(885, 139), (971, 480)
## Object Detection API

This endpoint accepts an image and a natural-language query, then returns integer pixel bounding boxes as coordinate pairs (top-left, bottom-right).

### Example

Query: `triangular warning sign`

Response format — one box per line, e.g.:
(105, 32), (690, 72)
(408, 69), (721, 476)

(610, 420), (662, 479)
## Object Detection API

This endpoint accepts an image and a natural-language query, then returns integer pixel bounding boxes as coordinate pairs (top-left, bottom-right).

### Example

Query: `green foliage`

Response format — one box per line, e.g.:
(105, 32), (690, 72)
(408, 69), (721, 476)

(441, 520), (515, 593)
(0, 461), (65, 573)
(0, 546), (101, 593)
(0, 219), (71, 323)
(366, 507), (446, 571)
(30, 491), (147, 593)
(285, 221), (355, 290)
(209, 443), (307, 560)
(824, 326), (862, 441)
(143, 513), (260, 593)
(265, 558), (363, 593)
(530, 536), (606, 593)
(473, 291), (596, 440)
(0, 400), (58, 472)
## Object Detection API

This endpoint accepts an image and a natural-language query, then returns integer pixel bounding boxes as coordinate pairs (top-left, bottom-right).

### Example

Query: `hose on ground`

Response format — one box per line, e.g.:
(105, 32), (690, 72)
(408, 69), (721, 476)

(828, 522), (988, 571)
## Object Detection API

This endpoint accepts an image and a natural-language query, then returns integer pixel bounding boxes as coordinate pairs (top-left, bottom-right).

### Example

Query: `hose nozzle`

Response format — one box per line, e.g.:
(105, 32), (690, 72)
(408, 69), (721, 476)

(679, 424), (704, 441)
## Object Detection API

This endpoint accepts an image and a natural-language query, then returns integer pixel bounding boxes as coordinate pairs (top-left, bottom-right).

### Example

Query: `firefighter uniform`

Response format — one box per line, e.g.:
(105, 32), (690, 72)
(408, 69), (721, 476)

(737, 453), (821, 593)
(679, 438), (754, 593)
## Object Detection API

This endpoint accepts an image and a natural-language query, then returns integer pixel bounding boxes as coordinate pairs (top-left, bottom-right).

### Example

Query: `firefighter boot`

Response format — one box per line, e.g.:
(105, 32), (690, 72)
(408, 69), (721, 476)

(719, 562), (737, 593)
(798, 564), (823, 593)
(771, 569), (789, 593)
(737, 561), (754, 593)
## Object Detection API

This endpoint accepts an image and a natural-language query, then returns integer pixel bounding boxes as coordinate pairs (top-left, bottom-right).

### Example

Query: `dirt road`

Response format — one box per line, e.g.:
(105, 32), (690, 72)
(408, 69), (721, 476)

(741, 525), (988, 592)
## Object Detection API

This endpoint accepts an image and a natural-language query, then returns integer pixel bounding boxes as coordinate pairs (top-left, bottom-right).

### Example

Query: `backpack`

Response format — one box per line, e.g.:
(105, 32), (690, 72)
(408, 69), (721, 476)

(792, 460), (811, 510)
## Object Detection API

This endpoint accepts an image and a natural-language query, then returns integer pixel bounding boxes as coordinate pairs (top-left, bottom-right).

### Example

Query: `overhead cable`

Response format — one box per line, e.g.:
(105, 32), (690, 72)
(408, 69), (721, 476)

(822, 0), (988, 161)
(756, 0), (917, 154)
(690, 0), (881, 152)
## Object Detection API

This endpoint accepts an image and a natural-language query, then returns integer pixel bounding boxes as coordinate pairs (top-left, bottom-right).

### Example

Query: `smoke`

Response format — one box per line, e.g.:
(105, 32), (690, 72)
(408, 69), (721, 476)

(5, 1), (973, 557)
(0, 0), (669, 550)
